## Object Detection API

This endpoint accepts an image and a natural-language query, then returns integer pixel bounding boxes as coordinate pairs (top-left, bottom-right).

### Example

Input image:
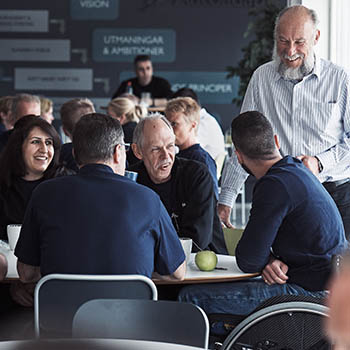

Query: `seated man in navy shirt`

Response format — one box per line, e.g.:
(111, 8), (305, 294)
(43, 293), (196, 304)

(165, 97), (219, 199)
(15, 113), (186, 301)
(130, 114), (227, 254)
(179, 111), (347, 318)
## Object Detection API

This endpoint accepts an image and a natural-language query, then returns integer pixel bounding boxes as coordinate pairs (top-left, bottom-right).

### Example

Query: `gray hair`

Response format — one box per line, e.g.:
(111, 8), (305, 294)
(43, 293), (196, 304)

(11, 93), (40, 124)
(274, 5), (319, 39)
(133, 113), (173, 148)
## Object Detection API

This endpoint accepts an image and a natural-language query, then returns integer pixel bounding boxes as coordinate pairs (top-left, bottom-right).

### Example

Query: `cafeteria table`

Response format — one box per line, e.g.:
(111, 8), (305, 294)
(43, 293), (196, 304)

(0, 242), (259, 283)
(154, 253), (259, 285)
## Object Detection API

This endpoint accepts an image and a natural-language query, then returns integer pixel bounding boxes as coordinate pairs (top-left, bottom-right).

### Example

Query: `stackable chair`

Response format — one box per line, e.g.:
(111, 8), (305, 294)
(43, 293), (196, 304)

(72, 299), (210, 349)
(219, 295), (330, 350)
(34, 274), (157, 338)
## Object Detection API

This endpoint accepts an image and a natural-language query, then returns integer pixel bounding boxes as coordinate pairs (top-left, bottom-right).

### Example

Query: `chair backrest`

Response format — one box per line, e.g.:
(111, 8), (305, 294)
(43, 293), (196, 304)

(215, 152), (227, 179)
(223, 228), (244, 256)
(72, 299), (210, 349)
(221, 300), (330, 350)
(34, 274), (157, 338)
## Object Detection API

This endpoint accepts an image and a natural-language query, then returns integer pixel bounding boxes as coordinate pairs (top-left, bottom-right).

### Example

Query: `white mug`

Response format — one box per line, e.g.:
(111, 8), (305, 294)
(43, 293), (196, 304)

(180, 237), (193, 264)
(7, 224), (22, 250)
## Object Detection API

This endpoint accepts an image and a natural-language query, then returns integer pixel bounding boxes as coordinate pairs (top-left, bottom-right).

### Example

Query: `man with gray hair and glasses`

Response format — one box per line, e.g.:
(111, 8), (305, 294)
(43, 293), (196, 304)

(130, 114), (227, 254)
(15, 113), (185, 302)
(218, 5), (350, 240)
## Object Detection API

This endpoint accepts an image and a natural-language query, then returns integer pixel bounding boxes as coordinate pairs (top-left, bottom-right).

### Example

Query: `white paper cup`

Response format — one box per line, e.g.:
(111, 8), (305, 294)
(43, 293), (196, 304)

(7, 224), (21, 250)
(180, 237), (192, 264)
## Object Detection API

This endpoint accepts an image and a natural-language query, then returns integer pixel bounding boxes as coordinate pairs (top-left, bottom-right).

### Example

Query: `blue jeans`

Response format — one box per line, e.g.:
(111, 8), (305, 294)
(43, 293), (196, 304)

(178, 278), (327, 317)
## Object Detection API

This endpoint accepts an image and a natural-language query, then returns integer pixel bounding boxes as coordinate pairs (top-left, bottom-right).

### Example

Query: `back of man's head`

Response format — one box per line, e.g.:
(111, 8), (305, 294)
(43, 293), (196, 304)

(11, 94), (40, 126)
(231, 111), (276, 160)
(171, 88), (200, 106)
(133, 54), (151, 66)
(60, 98), (95, 139)
(73, 113), (124, 166)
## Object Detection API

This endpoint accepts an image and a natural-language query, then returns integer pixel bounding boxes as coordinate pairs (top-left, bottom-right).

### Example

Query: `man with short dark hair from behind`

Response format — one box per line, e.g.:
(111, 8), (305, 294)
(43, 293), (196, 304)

(179, 111), (347, 329)
(112, 55), (172, 107)
(15, 113), (186, 302)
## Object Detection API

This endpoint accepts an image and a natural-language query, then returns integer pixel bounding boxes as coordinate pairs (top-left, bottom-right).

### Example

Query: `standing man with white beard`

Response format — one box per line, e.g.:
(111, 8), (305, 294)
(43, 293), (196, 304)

(218, 5), (350, 239)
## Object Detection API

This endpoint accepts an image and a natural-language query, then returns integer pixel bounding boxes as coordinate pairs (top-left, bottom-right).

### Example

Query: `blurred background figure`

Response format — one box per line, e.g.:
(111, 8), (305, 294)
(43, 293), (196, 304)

(165, 97), (219, 199)
(171, 88), (226, 178)
(112, 55), (172, 107)
(59, 98), (95, 173)
(0, 94), (41, 153)
(0, 96), (13, 134)
(108, 97), (144, 166)
(40, 97), (54, 124)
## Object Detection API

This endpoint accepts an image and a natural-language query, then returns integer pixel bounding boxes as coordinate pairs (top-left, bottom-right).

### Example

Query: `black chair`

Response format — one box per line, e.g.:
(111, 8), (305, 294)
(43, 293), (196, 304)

(34, 274), (157, 338)
(72, 299), (210, 349)
(219, 295), (331, 350)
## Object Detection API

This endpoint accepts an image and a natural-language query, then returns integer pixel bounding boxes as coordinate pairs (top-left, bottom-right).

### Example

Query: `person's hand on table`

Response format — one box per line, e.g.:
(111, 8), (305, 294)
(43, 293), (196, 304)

(262, 258), (289, 285)
(0, 253), (8, 281)
(217, 203), (234, 228)
(296, 155), (319, 176)
(326, 263), (350, 348)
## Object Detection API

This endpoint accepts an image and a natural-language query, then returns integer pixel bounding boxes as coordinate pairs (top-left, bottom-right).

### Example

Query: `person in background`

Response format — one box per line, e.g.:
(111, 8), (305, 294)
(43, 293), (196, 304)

(39, 97), (54, 124)
(107, 97), (143, 143)
(130, 114), (227, 254)
(0, 116), (61, 306)
(171, 88), (226, 162)
(112, 55), (172, 107)
(15, 113), (186, 306)
(165, 97), (219, 199)
(218, 5), (350, 240)
(108, 97), (144, 165)
(59, 98), (95, 172)
(0, 96), (13, 134)
(0, 94), (41, 152)
(179, 111), (347, 332)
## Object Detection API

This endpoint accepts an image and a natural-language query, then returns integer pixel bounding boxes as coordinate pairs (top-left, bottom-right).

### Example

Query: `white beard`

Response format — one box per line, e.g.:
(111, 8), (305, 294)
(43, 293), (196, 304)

(273, 42), (315, 80)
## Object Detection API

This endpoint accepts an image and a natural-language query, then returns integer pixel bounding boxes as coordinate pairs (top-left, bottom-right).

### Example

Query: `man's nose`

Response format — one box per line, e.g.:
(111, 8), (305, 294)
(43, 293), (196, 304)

(286, 42), (297, 57)
(159, 147), (169, 158)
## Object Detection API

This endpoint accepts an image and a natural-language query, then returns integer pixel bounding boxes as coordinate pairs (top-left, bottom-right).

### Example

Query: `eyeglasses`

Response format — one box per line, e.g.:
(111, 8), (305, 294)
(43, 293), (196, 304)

(119, 143), (130, 152)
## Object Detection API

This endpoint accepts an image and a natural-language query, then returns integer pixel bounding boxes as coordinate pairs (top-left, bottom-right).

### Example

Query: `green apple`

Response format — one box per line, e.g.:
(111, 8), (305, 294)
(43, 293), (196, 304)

(195, 250), (218, 271)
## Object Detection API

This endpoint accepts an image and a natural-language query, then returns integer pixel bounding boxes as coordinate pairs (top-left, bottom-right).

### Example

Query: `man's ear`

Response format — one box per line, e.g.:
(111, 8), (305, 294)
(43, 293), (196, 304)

(274, 134), (280, 150)
(113, 144), (121, 164)
(235, 149), (243, 164)
(131, 143), (143, 160)
(314, 29), (320, 45)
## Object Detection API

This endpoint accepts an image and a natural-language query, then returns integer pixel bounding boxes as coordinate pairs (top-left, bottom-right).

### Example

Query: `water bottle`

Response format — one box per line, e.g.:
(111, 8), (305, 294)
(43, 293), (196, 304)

(126, 81), (133, 95)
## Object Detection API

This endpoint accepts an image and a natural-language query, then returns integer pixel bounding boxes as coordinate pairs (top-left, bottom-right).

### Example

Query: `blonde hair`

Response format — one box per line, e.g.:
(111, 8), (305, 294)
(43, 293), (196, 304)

(165, 97), (200, 127)
(40, 97), (53, 115)
(107, 97), (143, 123)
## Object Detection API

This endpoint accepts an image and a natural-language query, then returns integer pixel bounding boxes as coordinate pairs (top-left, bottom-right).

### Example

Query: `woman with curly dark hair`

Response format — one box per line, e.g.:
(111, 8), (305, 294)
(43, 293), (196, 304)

(0, 115), (61, 240)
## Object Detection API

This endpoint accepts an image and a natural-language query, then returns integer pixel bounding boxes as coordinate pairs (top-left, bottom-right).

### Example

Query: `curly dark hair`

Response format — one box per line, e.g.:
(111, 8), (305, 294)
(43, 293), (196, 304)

(0, 115), (61, 190)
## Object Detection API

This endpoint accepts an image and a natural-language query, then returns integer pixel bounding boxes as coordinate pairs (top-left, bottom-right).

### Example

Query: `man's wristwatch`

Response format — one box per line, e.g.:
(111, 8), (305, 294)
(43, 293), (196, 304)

(315, 156), (323, 173)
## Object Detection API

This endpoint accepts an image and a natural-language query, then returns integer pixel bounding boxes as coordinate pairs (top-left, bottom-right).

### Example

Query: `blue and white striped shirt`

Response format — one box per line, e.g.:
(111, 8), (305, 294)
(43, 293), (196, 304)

(219, 56), (350, 207)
